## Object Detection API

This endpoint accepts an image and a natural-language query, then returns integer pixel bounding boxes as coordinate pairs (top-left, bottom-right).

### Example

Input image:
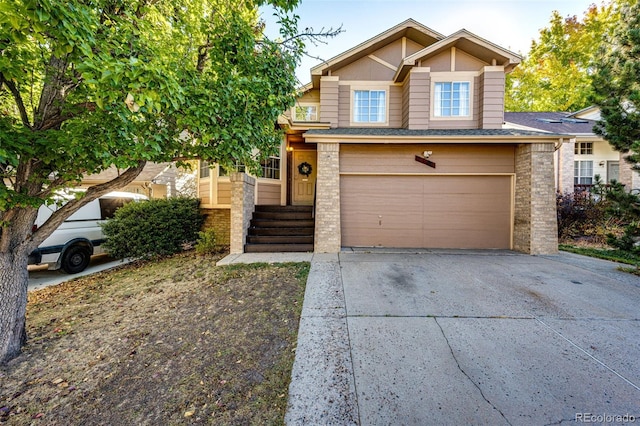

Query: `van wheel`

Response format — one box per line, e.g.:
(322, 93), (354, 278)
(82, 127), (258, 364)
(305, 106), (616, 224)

(61, 245), (91, 274)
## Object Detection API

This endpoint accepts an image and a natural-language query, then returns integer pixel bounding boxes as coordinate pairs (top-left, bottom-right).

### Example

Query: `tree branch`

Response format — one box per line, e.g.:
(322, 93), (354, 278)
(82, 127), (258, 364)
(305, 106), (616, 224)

(27, 161), (147, 251)
(0, 73), (32, 129)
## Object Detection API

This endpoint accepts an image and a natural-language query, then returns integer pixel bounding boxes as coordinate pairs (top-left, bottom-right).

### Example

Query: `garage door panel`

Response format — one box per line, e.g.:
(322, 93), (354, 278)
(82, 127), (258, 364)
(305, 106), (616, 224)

(341, 175), (512, 249)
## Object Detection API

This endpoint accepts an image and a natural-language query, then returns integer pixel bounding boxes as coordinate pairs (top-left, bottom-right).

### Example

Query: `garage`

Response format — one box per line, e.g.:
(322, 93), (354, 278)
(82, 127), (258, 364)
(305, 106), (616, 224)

(340, 174), (512, 249)
(338, 143), (514, 250)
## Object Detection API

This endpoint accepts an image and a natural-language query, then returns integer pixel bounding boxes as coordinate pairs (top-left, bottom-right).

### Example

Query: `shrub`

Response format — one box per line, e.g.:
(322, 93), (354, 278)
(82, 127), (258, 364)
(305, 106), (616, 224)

(556, 190), (607, 242)
(102, 197), (204, 259)
(195, 229), (220, 255)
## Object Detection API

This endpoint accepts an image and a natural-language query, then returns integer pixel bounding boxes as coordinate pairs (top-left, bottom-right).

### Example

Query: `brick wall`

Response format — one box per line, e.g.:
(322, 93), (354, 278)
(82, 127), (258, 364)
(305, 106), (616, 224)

(514, 143), (559, 254)
(230, 173), (255, 254)
(314, 142), (341, 252)
(200, 208), (230, 246)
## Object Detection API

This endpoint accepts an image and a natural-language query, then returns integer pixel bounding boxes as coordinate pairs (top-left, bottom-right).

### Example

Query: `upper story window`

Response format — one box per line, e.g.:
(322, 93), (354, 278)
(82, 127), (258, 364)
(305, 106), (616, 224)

(434, 82), (470, 117)
(353, 90), (386, 123)
(293, 105), (319, 122)
(574, 142), (593, 155)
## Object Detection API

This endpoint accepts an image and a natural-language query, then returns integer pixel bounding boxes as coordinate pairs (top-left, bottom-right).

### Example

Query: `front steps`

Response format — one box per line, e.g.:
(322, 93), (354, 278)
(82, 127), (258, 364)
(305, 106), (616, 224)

(244, 205), (314, 253)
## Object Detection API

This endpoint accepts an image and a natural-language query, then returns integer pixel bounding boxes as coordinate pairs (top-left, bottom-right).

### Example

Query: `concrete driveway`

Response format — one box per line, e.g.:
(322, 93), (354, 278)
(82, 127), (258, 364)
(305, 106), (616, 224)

(285, 250), (640, 425)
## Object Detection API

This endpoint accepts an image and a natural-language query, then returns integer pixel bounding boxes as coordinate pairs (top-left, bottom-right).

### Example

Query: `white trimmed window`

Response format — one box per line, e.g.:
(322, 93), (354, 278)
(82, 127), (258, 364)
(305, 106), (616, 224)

(260, 157), (280, 180)
(574, 142), (593, 155)
(199, 160), (211, 178)
(434, 82), (470, 117)
(574, 160), (593, 185)
(293, 105), (318, 122)
(353, 90), (386, 123)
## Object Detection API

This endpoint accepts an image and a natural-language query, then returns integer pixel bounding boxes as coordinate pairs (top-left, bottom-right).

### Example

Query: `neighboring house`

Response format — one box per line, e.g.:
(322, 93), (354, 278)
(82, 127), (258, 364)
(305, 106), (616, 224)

(80, 162), (178, 199)
(198, 19), (568, 255)
(504, 109), (640, 194)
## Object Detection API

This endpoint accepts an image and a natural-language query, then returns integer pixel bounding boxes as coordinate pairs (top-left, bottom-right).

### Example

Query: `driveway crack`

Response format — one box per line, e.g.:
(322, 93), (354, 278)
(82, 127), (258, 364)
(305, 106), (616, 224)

(434, 317), (512, 426)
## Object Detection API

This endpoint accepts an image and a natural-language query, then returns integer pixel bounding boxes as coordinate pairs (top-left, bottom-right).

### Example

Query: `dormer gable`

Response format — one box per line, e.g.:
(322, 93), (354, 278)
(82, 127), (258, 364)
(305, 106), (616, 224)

(394, 29), (521, 82)
(309, 19), (444, 87)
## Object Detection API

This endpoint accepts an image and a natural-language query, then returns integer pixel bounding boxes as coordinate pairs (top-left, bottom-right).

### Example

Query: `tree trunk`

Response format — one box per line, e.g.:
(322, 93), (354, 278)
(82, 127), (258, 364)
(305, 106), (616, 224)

(0, 251), (29, 364)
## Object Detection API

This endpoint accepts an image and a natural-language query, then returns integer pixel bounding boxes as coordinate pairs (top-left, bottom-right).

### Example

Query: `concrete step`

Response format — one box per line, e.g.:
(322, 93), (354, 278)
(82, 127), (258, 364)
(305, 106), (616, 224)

(244, 243), (314, 253)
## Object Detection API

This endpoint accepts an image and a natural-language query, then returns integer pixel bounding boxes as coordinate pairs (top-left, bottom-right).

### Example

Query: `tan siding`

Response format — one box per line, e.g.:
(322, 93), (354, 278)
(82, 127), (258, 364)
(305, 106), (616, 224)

(402, 78), (410, 128)
(333, 57), (396, 81)
(389, 85), (403, 127)
(341, 175), (512, 249)
(406, 70), (430, 129)
(406, 39), (426, 56)
(338, 84), (350, 127)
(371, 39), (403, 67)
(298, 89), (320, 103)
(423, 51), (451, 72)
(320, 77), (339, 128)
(481, 71), (505, 129)
(455, 49), (487, 71)
(198, 181), (211, 205)
(340, 144), (515, 174)
(257, 181), (282, 205)
(217, 181), (231, 205)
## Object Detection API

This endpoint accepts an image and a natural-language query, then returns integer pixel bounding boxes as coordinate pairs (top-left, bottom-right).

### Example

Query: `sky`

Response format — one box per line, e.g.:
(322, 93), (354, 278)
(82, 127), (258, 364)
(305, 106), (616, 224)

(260, 0), (602, 83)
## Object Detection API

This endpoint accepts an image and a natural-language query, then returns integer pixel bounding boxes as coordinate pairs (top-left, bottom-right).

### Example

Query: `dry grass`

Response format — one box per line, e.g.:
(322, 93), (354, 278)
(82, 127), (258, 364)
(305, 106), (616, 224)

(0, 252), (309, 425)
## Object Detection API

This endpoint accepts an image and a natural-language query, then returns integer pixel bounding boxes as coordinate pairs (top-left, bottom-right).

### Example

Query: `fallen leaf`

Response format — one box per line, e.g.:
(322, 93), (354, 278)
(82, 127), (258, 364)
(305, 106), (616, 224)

(184, 410), (195, 417)
(51, 378), (64, 385)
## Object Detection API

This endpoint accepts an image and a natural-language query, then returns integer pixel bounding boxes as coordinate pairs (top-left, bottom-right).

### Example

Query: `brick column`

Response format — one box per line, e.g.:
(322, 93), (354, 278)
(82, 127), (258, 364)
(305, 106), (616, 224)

(557, 139), (574, 194)
(314, 142), (341, 252)
(514, 143), (559, 255)
(230, 173), (255, 254)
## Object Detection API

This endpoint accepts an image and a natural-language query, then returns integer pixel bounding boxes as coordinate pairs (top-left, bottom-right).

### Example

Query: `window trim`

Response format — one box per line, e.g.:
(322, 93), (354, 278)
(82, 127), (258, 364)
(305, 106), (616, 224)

(349, 86), (389, 126)
(430, 72), (475, 121)
(260, 156), (281, 180)
(574, 160), (594, 185)
(574, 141), (593, 155)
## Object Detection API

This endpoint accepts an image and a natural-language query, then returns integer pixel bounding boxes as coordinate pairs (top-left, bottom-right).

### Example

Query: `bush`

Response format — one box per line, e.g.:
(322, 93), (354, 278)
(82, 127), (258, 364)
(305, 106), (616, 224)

(195, 229), (220, 255)
(102, 197), (204, 259)
(556, 191), (607, 242)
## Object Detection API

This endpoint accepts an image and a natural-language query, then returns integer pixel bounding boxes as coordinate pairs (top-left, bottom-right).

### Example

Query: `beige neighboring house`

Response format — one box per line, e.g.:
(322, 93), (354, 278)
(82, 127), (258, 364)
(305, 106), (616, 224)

(504, 108), (640, 194)
(198, 19), (569, 255)
(80, 162), (178, 199)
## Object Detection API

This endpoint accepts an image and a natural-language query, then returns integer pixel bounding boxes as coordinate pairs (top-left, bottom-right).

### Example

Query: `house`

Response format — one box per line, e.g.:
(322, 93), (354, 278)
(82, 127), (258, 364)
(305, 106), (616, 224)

(504, 108), (640, 194)
(198, 19), (569, 255)
(80, 162), (178, 199)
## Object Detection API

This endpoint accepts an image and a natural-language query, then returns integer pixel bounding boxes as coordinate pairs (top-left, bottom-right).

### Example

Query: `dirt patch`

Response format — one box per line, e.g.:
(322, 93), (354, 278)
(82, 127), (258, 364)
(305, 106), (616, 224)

(0, 252), (309, 425)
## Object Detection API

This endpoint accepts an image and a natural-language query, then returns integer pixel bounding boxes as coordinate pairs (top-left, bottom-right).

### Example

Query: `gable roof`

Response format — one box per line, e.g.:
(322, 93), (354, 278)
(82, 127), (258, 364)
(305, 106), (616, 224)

(504, 112), (596, 135)
(395, 29), (521, 81)
(309, 19), (444, 86)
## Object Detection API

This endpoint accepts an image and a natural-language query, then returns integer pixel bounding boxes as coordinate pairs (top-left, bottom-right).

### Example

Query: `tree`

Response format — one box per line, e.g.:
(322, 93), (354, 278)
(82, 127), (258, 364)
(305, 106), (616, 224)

(591, 0), (640, 167)
(0, 0), (315, 363)
(506, 4), (617, 112)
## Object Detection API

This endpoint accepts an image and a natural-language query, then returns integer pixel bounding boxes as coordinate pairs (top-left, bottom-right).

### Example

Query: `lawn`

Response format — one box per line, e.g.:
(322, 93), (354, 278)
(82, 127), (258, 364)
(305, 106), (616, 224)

(0, 252), (309, 425)
(559, 244), (640, 276)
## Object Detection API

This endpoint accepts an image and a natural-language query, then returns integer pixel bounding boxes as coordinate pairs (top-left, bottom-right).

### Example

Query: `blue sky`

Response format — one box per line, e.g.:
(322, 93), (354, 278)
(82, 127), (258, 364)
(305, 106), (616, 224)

(260, 0), (601, 83)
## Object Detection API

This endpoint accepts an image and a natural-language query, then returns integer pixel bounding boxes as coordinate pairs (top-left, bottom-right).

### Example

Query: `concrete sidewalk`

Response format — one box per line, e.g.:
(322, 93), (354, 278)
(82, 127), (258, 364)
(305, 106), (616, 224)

(285, 250), (640, 425)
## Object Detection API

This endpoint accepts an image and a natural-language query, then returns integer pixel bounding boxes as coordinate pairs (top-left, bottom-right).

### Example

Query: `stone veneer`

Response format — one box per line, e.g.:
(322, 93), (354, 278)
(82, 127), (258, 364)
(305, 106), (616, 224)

(230, 173), (255, 254)
(314, 142), (341, 252)
(200, 208), (230, 246)
(514, 143), (559, 254)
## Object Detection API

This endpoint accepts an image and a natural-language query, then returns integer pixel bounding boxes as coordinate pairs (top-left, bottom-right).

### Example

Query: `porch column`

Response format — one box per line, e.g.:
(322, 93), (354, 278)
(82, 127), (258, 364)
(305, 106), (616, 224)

(314, 142), (341, 253)
(230, 172), (255, 254)
(514, 143), (559, 255)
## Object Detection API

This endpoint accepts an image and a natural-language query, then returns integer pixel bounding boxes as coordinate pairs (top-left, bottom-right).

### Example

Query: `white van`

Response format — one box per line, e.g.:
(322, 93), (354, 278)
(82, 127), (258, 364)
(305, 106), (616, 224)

(28, 191), (148, 273)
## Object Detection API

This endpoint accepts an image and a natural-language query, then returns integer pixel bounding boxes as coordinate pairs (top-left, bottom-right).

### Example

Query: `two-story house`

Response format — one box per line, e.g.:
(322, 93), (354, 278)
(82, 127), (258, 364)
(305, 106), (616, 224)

(198, 19), (567, 255)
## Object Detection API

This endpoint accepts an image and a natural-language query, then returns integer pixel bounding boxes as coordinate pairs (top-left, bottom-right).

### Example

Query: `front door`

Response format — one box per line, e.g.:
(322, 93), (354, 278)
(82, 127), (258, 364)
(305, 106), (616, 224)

(292, 150), (317, 205)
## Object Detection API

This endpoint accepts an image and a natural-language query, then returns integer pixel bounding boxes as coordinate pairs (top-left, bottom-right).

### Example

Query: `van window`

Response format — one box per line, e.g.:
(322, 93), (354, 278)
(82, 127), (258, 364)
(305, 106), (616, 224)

(99, 198), (133, 219)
